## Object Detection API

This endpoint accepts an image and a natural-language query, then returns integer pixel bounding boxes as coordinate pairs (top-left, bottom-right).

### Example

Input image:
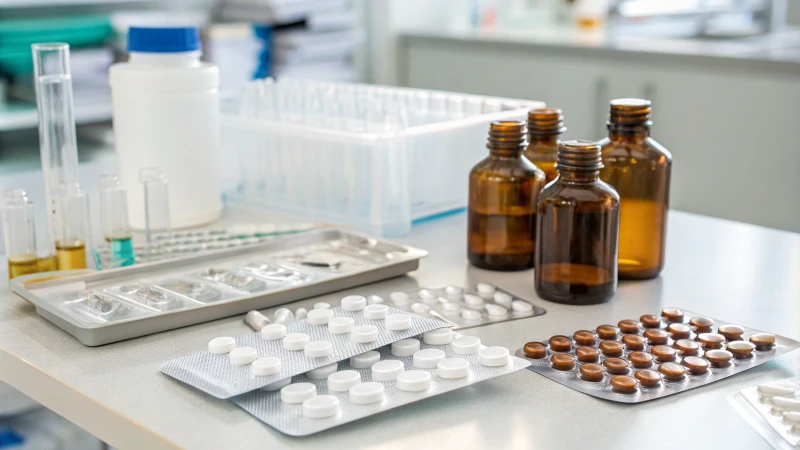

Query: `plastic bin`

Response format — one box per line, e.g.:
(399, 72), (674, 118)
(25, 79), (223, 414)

(221, 80), (545, 236)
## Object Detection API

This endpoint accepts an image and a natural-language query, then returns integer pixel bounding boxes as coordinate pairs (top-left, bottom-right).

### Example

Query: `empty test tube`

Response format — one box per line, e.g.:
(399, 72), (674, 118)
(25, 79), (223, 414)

(1, 189), (40, 279)
(99, 175), (135, 267)
(139, 168), (171, 254)
(55, 182), (90, 270)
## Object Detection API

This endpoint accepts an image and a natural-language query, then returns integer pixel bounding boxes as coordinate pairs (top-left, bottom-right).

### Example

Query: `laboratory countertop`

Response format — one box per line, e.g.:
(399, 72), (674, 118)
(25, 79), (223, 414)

(2, 209), (800, 449)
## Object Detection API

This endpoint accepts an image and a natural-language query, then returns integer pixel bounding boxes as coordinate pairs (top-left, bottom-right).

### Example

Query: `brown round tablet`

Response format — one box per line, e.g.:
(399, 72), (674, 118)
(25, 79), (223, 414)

(726, 341), (756, 359)
(523, 342), (548, 359)
(681, 356), (709, 375)
(628, 351), (654, 369)
(640, 314), (661, 328)
(550, 353), (576, 371)
(651, 345), (677, 362)
(659, 362), (687, 381)
(689, 316), (714, 333)
(618, 319), (640, 335)
(750, 333), (776, 351)
(603, 358), (629, 375)
(573, 330), (596, 346)
(596, 325), (619, 340)
(635, 369), (661, 388)
(698, 333), (726, 349)
(718, 324), (745, 341)
(667, 323), (691, 340)
(610, 375), (638, 394)
(674, 339), (700, 356)
(599, 340), (624, 357)
(705, 349), (733, 368)
(548, 335), (573, 352)
(622, 334), (646, 351)
(661, 307), (684, 323)
(579, 363), (604, 382)
(575, 346), (600, 363)
(644, 328), (669, 345)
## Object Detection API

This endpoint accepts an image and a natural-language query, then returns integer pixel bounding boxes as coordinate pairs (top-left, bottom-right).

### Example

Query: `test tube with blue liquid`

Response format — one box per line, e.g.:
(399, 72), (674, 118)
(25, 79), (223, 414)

(99, 175), (135, 267)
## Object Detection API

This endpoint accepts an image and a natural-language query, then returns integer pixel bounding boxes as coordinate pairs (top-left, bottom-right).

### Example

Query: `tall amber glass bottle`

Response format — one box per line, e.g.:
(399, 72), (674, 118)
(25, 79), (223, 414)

(525, 108), (566, 183)
(468, 121), (546, 271)
(599, 99), (672, 279)
(535, 140), (620, 304)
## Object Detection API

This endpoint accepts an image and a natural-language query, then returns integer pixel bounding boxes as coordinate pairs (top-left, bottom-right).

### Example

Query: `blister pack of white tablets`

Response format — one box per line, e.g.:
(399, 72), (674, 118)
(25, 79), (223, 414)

(159, 302), (449, 399)
(731, 377), (800, 449)
(231, 329), (530, 436)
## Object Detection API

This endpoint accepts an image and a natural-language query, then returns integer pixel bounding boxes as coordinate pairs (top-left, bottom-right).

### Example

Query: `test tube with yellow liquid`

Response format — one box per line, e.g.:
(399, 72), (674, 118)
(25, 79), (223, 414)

(1, 189), (40, 279)
(55, 182), (90, 270)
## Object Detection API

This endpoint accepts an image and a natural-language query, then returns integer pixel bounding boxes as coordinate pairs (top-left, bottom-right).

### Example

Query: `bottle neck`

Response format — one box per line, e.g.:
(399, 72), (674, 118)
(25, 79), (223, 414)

(528, 134), (558, 146)
(489, 147), (524, 158)
(608, 124), (651, 140)
(558, 169), (599, 183)
(128, 51), (202, 68)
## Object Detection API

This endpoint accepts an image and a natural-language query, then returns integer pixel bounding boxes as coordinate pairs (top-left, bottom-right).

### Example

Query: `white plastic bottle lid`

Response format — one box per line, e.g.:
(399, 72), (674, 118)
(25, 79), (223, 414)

(423, 328), (453, 345)
(464, 294), (484, 305)
(314, 302), (331, 310)
(758, 385), (796, 397)
(372, 360), (406, 381)
(341, 295), (367, 311)
(437, 358), (470, 379)
(305, 362), (339, 380)
(479, 346), (510, 367)
(350, 351), (380, 369)
(392, 338), (421, 357)
(327, 370), (362, 392)
(367, 295), (384, 304)
(349, 382), (385, 405)
(396, 370), (432, 392)
(451, 336), (482, 355)
(261, 377), (291, 391)
(364, 304), (389, 320)
(303, 395), (341, 419)
(512, 300), (534, 313)
(307, 308), (334, 325)
(281, 382), (317, 404)
(773, 397), (800, 411)
(229, 347), (257, 365)
(476, 283), (495, 297)
(442, 302), (462, 312)
(295, 308), (308, 321)
(283, 333), (311, 350)
(417, 289), (436, 300)
(493, 291), (513, 306)
(304, 340), (334, 358)
(261, 324), (288, 340)
(385, 314), (412, 331)
(411, 303), (431, 314)
(390, 292), (410, 304)
(445, 285), (463, 298)
(485, 304), (509, 316)
(413, 349), (446, 369)
(351, 325), (379, 343)
(252, 357), (282, 376)
(461, 310), (482, 321)
(208, 336), (236, 354)
(328, 316), (355, 334)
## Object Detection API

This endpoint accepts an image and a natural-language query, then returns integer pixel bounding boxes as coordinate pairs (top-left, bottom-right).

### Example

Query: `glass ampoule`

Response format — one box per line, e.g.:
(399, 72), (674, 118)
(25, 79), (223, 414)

(525, 108), (566, 183)
(100, 175), (135, 267)
(599, 99), (672, 279)
(468, 120), (546, 271)
(1, 189), (39, 279)
(55, 182), (90, 270)
(140, 167), (171, 259)
(535, 140), (620, 304)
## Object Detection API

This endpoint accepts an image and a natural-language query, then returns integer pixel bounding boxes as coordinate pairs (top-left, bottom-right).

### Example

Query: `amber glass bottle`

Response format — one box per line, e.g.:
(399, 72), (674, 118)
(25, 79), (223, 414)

(535, 140), (620, 304)
(599, 99), (672, 279)
(468, 121), (546, 271)
(525, 108), (566, 183)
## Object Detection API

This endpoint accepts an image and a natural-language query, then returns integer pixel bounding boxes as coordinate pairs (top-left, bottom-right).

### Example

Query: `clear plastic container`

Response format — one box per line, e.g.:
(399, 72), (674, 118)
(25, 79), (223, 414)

(221, 79), (545, 236)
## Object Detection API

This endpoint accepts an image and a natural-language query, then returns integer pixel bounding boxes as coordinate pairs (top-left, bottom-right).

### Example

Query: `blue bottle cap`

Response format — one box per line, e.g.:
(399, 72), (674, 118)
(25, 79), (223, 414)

(128, 27), (200, 53)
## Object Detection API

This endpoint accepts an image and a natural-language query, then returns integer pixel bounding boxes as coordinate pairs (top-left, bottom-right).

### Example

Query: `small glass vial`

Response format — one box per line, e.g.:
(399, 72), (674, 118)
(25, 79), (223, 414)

(1, 189), (40, 279)
(535, 140), (620, 304)
(468, 121), (546, 271)
(100, 175), (135, 267)
(525, 108), (566, 183)
(599, 99), (672, 279)
(55, 182), (90, 270)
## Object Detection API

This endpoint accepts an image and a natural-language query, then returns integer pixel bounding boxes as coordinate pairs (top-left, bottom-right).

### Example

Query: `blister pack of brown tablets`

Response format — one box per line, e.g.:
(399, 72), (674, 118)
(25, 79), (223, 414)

(515, 307), (800, 403)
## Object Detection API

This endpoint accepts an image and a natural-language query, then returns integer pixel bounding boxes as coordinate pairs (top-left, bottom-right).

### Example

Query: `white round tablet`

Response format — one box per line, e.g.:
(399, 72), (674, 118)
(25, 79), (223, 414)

(437, 358), (470, 379)
(261, 323), (288, 340)
(417, 289), (436, 300)
(485, 304), (508, 316)
(314, 302), (331, 310)
(390, 292), (410, 304)
(413, 349), (446, 369)
(341, 295), (367, 311)
(252, 357), (281, 376)
(464, 294), (484, 306)
(294, 308), (308, 321)
(392, 338), (421, 357)
(283, 333), (311, 350)
(442, 302), (462, 313)
(396, 370), (432, 392)
(363, 304), (389, 320)
(451, 336), (482, 355)
(479, 346), (510, 367)
(476, 283), (495, 297)
(511, 300), (533, 313)
(351, 325), (379, 343)
(372, 360), (405, 381)
(229, 347), (257, 365)
(786, 411), (800, 425)
(281, 383), (317, 404)
(385, 314), (412, 331)
(208, 336), (236, 354)
(327, 370), (361, 392)
(367, 295), (384, 304)
(444, 285), (463, 298)
(758, 385), (796, 398)
(328, 316), (355, 334)
(305, 362), (338, 380)
(493, 291), (513, 306)
(304, 340), (333, 358)
(411, 303), (431, 314)
(261, 377), (291, 391)
(423, 328), (453, 345)
(303, 395), (340, 419)
(307, 308), (334, 325)
(350, 351), (381, 369)
(349, 382), (384, 405)
(461, 309), (482, 321)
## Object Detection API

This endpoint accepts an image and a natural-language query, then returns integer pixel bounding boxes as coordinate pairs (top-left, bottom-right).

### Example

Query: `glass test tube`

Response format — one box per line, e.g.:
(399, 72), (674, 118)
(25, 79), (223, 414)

(139, 168), (171, 254)
(99, 175), (135, 267)
(55, 182), (90, 270)
(1, 189), (39, 279)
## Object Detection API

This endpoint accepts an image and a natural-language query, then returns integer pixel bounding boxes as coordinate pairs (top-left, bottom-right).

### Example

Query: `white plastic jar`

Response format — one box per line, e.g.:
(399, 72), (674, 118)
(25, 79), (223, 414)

(110, 26), (221, 229)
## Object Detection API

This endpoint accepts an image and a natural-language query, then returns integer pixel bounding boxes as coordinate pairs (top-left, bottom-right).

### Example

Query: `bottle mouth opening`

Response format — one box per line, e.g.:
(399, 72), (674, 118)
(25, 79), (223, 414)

(487, 120), (527, 150)
(557, 140), (603, 170)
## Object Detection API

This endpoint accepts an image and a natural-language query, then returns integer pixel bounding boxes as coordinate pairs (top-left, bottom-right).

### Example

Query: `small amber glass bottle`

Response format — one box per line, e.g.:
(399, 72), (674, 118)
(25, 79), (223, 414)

(599, 99), (672, 279)
(535, 140), (620, 304)
(468, 121), (546, 271)
(525, 108), (566, 183)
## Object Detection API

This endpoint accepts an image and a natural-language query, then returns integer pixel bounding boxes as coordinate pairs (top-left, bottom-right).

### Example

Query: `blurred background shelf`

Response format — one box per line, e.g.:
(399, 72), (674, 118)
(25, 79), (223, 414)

(0, 101), (112, 132)
(0, 0), (153, 8)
